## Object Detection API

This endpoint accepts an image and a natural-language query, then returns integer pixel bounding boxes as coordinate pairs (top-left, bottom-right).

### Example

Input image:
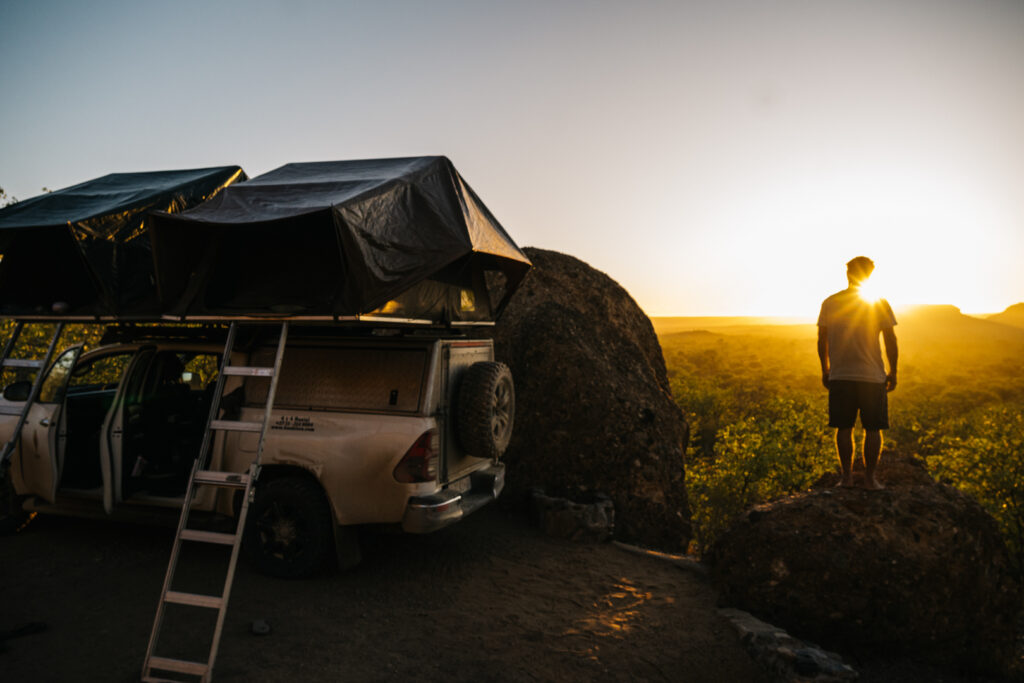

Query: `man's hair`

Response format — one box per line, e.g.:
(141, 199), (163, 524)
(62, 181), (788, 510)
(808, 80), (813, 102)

(846, 256), (875, 284)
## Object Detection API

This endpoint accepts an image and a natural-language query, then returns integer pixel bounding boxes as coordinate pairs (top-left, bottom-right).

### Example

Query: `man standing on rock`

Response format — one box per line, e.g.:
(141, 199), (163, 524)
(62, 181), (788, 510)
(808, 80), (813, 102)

(817, 256), (898, 489)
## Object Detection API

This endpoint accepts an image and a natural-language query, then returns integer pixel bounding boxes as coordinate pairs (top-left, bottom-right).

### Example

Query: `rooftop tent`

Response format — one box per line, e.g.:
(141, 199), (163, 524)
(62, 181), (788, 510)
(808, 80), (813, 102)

(0, 166), (246, 319)
(150, 156), (532, 323)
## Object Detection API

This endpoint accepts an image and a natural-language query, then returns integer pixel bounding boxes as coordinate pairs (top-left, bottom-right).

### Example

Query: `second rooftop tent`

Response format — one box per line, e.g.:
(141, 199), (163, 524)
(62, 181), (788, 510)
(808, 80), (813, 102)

(148, 156), (532, 324)
(0, 166), (246, 320)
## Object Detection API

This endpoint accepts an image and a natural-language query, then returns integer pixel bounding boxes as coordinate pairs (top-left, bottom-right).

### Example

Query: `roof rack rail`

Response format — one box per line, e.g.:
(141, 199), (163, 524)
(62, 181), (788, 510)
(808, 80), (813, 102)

(99, 323), (232, 346)
(97, 320), (477, 348)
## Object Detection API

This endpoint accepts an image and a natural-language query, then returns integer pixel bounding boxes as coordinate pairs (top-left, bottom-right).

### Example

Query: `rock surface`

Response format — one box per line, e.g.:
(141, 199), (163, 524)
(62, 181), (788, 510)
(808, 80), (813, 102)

(718, 608), (858, 683)
(529, 489), (615, 542)
(708, 456), (1021, 674)
(488, 247), (691, 549)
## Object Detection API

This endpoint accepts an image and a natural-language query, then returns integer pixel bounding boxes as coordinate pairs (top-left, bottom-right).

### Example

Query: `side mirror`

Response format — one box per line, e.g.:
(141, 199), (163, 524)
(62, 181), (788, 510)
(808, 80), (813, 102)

(3, 380), (32, 402)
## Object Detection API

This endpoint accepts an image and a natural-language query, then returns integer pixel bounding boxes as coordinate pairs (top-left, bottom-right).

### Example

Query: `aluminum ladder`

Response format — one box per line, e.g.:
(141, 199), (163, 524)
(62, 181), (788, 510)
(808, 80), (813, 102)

(0, 322), (65, 467)
(141, 321), (289, 683)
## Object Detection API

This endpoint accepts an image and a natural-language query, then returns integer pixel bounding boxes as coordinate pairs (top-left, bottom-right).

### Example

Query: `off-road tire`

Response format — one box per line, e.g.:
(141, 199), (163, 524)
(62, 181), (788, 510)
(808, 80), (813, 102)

(243, 476), (335, 579)
(456, 361), (515, 461)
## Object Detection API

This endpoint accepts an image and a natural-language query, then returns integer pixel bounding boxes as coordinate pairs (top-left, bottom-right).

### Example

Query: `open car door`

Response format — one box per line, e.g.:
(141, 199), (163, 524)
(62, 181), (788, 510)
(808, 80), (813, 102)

(18, 344), (83, 503)
(103, 347), (156, 510)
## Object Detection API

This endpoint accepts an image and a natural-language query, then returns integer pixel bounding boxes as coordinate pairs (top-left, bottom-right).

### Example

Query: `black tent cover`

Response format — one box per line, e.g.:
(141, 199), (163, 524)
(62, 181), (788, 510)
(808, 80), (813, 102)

(150, 156), (531, 323)
(0, 166), (246, 318)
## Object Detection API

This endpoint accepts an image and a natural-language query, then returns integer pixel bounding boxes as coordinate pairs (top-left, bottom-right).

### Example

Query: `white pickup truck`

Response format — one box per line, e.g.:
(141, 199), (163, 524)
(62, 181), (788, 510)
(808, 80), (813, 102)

(0, 326), (513, 577)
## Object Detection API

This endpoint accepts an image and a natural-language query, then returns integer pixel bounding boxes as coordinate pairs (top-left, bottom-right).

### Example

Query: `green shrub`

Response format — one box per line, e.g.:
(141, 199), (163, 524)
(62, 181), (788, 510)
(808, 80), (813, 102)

(687, 397), (832, 552)
(926, 404), (1024, 575)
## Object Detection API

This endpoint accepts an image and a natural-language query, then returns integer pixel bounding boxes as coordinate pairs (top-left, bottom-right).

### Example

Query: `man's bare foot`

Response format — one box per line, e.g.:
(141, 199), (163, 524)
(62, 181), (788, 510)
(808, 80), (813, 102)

(835, 478), (856, 488)
(861, 479), (885, 490)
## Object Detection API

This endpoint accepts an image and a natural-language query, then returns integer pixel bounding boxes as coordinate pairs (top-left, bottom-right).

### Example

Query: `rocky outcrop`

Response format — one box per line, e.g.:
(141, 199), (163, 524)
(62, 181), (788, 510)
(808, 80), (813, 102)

(708, 457), (1021, 674)
(489, 248), (691, 549)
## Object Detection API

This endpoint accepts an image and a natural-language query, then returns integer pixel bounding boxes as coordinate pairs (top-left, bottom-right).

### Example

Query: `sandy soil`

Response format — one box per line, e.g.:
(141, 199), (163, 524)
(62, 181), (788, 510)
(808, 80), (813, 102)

(1, 505), (770, 683)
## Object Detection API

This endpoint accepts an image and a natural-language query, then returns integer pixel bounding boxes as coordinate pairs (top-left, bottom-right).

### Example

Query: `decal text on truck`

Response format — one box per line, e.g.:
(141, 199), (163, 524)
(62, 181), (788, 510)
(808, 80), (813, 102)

(271, 416), (315, 432)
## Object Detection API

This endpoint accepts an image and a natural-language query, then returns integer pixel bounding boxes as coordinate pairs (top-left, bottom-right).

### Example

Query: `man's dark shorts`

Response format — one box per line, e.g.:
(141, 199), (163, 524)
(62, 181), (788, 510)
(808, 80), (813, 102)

(828, 380), (889, 430)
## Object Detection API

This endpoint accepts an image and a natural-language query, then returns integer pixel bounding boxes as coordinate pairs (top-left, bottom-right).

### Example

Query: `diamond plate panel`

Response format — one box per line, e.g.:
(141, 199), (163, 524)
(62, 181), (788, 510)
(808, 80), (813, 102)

(246, 346), (426, 412)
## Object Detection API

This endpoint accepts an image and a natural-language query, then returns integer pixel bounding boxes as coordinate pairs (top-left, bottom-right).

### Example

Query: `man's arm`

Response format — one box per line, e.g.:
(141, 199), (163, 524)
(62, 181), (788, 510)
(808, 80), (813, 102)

(817, 325), (830, 389)
(882, 327), (898, 392)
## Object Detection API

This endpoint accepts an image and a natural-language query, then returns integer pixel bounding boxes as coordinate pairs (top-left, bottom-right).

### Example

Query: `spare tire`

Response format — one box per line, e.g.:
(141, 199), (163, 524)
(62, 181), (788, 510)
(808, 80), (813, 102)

(457, 361), (515, 461)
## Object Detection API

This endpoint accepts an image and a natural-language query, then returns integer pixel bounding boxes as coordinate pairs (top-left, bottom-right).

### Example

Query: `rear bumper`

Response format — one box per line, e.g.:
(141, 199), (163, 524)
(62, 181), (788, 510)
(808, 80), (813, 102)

(402, 463), (505, 533)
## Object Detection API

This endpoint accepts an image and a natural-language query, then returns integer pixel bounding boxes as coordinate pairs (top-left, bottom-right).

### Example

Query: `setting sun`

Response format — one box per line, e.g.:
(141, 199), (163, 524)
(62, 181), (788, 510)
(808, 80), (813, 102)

(855, 279), (882, 305)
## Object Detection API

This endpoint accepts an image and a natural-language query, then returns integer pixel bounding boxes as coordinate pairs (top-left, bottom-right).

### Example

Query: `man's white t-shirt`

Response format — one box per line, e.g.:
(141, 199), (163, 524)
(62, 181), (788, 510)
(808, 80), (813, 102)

(817, 289), (897, 383)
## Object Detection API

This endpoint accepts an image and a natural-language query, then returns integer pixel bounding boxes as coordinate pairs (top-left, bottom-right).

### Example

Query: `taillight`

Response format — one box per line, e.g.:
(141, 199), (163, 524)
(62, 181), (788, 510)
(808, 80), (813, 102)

(393, 430), (439, 483)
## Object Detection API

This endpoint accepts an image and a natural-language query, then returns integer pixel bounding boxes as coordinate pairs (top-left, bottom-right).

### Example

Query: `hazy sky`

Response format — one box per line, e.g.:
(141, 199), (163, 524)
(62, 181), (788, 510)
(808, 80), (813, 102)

(2, 0), (1022, 316)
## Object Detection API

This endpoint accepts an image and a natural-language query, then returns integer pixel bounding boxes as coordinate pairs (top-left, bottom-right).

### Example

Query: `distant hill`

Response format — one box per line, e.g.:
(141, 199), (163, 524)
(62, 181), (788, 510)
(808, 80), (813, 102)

(652, 305), (1024, 349)
(896, 304), (1024, 345)
(655, 306), (1024, 420)
(986, 303), (1024, 330)
(651, 316), (812, 336)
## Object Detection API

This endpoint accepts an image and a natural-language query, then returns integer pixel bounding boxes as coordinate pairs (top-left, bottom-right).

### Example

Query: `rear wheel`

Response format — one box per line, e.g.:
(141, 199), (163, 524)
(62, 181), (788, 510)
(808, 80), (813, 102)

(243, 476), (334, 578)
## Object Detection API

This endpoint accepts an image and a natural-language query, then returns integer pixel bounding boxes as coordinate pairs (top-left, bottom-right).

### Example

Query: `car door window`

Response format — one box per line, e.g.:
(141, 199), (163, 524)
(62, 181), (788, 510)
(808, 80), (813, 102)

(181, 353), (220, 390)
(38, 347), (82, 403)
(68, 353), (133, 393)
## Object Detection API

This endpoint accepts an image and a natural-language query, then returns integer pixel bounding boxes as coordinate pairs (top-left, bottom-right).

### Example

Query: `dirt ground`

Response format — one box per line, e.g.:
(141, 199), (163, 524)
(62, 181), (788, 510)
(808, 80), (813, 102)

(1, 504), (770, 683)
(3, 503), (1013, 683)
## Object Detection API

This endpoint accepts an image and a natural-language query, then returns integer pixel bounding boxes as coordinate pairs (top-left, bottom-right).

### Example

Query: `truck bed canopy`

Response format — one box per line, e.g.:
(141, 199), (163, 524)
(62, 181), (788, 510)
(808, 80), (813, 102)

(150, 156), (531, 323)
(0, 166), (245, 319)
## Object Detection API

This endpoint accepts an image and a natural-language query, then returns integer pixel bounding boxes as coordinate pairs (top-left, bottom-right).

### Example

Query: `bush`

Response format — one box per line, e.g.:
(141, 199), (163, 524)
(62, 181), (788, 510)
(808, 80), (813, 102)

(687, 397), (832, 552)
(0, 322), (103, 388)
(926, 404), (1024, 576)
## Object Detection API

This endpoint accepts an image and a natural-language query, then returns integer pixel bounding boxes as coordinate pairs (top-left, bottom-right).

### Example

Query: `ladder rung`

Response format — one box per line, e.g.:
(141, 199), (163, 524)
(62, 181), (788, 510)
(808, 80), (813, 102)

(211, 419), (263, 433)
(2, 358), (43, 368)
(180, 529), (238, 545)
(0, 405), (24, 415)
(148, 655), (210, 676)
(165, 590), (224, 609)
(193, 470), (250, 489)
(223, 365), (275, 377)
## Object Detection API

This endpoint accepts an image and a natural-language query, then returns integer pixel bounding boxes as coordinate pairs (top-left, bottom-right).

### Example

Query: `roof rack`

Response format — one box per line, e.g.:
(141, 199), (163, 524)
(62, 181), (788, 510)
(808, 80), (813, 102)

(97, 321), (475, 348)
(99, 323), (232, 346)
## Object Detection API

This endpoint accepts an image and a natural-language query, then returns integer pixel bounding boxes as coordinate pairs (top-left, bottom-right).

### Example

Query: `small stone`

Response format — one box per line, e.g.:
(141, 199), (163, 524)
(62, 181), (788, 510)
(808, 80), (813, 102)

(793, 649), (821, 676)
(251, 619), (271, 636)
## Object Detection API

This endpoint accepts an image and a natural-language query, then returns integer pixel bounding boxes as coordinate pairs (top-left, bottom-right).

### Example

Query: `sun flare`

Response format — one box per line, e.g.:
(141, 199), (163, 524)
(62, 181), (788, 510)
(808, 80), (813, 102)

(856, 279), (882, 305)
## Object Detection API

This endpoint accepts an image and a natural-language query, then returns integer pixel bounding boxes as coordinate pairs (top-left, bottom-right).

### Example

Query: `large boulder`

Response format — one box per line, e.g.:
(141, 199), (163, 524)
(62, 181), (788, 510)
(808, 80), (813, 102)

(489, 247), (691, 549)
(708, 456), (1021, 674)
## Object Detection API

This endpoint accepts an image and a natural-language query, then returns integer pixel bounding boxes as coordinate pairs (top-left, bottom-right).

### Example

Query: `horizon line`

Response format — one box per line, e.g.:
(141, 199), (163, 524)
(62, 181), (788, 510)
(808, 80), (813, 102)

(647, 304), (1016, 321)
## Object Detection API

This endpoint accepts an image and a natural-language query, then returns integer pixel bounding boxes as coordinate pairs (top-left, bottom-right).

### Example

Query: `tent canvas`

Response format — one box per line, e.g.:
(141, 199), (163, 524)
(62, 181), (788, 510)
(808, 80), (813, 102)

(0, 166), (246, 319)
(150, 156), (531, 323)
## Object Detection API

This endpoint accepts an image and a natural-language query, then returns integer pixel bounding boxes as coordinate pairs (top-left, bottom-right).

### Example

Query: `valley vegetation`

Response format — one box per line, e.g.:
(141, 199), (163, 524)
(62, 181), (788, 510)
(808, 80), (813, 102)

(657, 305), (1024, 576)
